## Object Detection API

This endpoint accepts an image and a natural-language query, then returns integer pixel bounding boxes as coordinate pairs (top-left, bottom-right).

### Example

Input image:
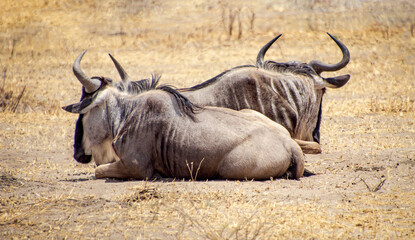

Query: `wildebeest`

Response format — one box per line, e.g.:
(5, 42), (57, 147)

(181, 33), (349, 147)
(108, 32), (350, 154)
(63, 56), (305, 180)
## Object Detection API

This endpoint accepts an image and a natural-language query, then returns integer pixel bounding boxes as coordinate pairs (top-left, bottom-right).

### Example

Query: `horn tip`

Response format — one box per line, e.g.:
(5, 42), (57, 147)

(326, 32), (336, 40)
(108, 53), (117, 62)
(75, 50), (88, 64)
(62, 105), (71, 112)
(79, 49), (88, 57)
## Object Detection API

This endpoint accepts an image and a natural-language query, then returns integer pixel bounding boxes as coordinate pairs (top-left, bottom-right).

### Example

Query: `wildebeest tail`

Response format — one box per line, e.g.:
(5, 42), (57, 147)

(287, 147), (305, 180)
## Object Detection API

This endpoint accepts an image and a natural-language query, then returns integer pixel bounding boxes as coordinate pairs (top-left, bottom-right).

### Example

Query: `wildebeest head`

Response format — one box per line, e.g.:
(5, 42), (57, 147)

(66, 51), (197, 164)
(255, 32), (350, 142)
(67, 50), (114, 164)
(68, 51), (149, 164)
(257, 32), (350, 89)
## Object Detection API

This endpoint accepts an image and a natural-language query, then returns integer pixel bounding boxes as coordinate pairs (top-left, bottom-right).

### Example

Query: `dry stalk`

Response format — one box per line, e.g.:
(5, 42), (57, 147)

(370, 12), (391, 39)
(221, 7), (243, 40)
(360, 177), (386, 192)
(185, 159), (204, 181)
(2, 67), (6, 92)
(248, 9), (255, 32)
(236, 9), (242, 40)
(194, 158), (204, 181)
(9, 85), (26, 113)
(185, 160), (194, 181)
(10, 39), (16, 59)
(228, 9), (236, 38)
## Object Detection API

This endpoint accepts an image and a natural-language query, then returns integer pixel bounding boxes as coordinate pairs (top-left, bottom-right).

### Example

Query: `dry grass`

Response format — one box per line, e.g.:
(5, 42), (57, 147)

(1, 0), (414, 239)
(2, 180), (414, 239)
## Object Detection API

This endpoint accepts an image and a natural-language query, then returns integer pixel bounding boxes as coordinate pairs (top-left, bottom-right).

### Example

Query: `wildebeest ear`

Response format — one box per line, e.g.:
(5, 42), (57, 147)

(323, 74), (350, 88)
(62, 97), (94, 114)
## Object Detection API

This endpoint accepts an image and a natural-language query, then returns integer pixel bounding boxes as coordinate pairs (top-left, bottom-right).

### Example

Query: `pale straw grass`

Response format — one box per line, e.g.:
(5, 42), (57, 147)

(1, 0), (414, 239)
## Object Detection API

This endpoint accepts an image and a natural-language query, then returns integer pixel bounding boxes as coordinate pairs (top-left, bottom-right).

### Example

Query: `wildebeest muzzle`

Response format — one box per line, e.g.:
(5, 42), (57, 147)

(73, 114), (92, 163)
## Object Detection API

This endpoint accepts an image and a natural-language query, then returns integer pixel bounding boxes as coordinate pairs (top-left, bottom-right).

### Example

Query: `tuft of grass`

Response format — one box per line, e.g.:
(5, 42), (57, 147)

(120, 183), (162, 204)
(0, 173), (24, 190)
(0, 85), (26, 113)
(370, 97), (415, 113)
(0, 66), (26, 113)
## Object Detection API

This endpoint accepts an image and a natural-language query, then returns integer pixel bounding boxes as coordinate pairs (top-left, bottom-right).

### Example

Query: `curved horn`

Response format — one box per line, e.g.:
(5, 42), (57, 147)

(108, 53), (131, 82)
(73, 50), (101, 93)
(256, 34), (282, 68)
(308, 32), (350, 74)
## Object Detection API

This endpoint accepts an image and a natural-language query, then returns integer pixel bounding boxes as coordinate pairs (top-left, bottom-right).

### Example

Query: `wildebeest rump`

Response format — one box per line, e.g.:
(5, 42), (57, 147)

(63, 60), (305, 180)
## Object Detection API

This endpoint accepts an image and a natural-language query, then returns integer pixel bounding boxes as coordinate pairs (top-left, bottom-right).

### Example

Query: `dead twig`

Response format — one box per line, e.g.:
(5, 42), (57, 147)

(360, 177), (386, 192)
(185, 160), (194, 181)
(227, 9), (237, 39)
(10, 39), (16, 59)
(248, 9), (255, 32)
(185, 159), (204, 181)
(2, 67), (6, 92)
(236, 9), (242, 40)
(10, 85), (26, 113)
(193, 158), (204, 181)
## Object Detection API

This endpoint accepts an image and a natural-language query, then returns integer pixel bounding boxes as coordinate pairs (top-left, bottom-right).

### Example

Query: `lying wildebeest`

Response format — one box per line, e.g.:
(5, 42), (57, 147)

(108, 32), (350, 154)
(63, 58), (305, 180)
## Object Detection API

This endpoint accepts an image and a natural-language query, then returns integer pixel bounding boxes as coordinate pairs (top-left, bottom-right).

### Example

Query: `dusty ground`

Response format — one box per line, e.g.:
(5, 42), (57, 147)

(1, 0), (414, 239)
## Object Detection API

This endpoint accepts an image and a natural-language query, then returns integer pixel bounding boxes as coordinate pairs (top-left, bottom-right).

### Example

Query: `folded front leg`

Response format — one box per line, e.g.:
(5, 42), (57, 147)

(294, 139), (322, 154)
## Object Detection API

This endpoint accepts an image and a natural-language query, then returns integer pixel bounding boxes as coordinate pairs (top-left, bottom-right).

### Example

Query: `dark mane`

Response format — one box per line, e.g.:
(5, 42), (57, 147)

(158, 84), (201, 121)
(119, 74), (201, 120)
(181, 65), (255, 91)
(179, 61), (318, 92)
(261, 61), (318, 77)
(115, 75), (159, 94)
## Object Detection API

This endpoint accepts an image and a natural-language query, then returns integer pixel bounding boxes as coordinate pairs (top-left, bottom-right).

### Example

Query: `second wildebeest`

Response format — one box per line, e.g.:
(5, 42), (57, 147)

(179, 33), (350, 149)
